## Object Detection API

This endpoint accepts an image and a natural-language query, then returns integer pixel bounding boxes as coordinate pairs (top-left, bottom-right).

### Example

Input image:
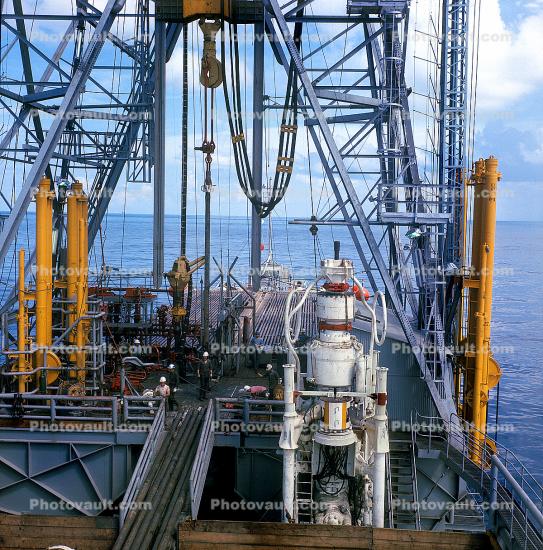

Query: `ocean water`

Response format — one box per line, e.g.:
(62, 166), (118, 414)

(2, 214), (542, 480)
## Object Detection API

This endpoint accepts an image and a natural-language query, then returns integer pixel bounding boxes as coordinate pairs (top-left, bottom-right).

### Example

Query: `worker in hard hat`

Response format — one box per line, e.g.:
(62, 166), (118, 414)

(154, 377), (171, 409)
(166, 364), (178, 410)
(258, 363), (280, 396)
(197, 351), (213, 401)
(132, 337), (142, 356)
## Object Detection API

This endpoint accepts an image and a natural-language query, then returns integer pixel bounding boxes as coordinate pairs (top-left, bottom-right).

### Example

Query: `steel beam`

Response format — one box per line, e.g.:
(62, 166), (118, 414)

(0, 0), (127, 268)
(267, 0), (456, 421)
(153, 20), (166, 287)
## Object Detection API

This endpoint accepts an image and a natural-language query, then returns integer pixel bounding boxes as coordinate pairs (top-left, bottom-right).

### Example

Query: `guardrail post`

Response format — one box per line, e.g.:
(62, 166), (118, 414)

(123, 397), (129, 423)
(112, 398), (118, 430)
(490, 456), (498, 528)
(48, 396), (55, 423)
(242, 398), (250, 428)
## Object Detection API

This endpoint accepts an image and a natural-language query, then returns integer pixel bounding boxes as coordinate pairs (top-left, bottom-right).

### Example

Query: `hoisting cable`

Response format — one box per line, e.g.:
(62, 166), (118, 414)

(220, 1), (304, 218)
(196, 18), (222, 349)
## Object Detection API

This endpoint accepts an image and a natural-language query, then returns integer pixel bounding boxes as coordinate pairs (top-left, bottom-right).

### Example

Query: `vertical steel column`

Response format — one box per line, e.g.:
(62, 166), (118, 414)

(181, 22), (189, 257)
(153, 20), (166, 287)
(202, 190), (211, 348)
(251, 20), (265, 291)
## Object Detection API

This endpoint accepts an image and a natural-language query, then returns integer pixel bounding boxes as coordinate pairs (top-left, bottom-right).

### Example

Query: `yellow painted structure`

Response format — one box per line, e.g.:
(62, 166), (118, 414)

(66, 181), (89, 385)
(157, 0), (231, 22)
(459, 157), (502, 456)
(35, 178), (54, 388)
(66, 181), (83, 365)
(15, 249), (29, 392)
(76, 197), (89, 385)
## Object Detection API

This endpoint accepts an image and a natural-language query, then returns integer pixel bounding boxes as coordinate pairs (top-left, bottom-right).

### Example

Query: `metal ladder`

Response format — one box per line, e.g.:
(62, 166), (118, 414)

(296, 447), (313, 523)
(389, 438), (420, 529)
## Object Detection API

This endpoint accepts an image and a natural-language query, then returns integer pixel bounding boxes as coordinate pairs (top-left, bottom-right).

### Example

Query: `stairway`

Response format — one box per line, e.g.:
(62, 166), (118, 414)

(295, 447), (313, 523)
(388, 438), (420, 529)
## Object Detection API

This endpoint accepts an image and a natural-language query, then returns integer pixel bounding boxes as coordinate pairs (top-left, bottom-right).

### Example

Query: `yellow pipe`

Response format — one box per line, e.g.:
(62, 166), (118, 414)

(35, 177), (53, 385)
(471, 244), (488, 461)
(67, 181), (82, 368)
(16, 248), (27, 392)
(462, 160), (486, 422)
(76, 192), (89, 386)
(479, 156), (500, 428)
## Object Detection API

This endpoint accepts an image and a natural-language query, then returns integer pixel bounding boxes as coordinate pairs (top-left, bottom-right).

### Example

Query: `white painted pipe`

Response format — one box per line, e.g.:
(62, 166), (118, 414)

(373, 367), (389, 528)
(373, 452), (386, 528)
(283, 448), (296, 522)
(281, 364), (297, 522)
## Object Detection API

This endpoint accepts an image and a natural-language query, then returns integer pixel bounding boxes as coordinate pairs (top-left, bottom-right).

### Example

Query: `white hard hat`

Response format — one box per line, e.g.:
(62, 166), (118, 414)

(134, 338), (141, 345)
(203, 351), (209, 357)
(266, 364), (273, 371)
(243, 385), (251, 392)
(159, 376), (166, 383)
(168, 364), (175, 369)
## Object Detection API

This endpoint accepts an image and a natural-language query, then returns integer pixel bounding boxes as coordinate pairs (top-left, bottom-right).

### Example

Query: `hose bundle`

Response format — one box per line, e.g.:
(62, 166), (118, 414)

(221, 9), (304, 218)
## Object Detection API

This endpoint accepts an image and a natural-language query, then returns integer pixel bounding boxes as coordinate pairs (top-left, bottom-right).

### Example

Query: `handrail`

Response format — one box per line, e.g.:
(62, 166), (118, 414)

(0, 392), (161, 427)
(214, 397), (284, 432)
(385, 449), (394, 528)
(411, 410), (543, 547)
(190, 401), (214, 518)
(410, 424), (421, 530)
(119, 399), (166, 528)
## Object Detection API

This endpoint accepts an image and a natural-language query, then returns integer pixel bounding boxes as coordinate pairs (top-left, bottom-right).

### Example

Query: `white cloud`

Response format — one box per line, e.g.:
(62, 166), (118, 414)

(476, 0), (543, 111)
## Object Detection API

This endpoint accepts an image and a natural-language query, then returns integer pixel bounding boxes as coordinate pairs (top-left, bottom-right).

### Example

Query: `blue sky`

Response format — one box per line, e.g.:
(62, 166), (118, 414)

(141, 0), (542, 222)
(3, 0), (542, 222)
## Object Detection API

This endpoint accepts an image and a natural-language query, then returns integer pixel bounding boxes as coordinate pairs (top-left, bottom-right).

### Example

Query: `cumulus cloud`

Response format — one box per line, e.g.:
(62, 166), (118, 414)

(476, 0), (543, 112)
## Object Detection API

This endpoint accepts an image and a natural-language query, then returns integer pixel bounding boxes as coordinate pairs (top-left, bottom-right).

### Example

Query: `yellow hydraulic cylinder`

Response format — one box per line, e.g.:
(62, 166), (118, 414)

(470, 244), (488, 461)
(35, 178), (54, 383)
(76, 194), (89, 386)
(16, 248), (27, 392)
(462, 156), (501, 455)
(462, 159), (486, 422)
(67, 181), (83, 367)
(479, 156), (501, 429)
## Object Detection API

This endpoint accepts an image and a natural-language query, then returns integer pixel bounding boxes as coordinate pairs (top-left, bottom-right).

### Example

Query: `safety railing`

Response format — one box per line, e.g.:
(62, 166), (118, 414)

(385, 450), (394, 528)
(190, 401), (214, 518)
(411, 411), (543, 548)
(0, 392), (162, 428)
(122, 394), (164, 422)
(376, 182), (453, 224)
(409, 425), (422, 530)
(214, 397), (284, 434)
(119, 399), (166, 528)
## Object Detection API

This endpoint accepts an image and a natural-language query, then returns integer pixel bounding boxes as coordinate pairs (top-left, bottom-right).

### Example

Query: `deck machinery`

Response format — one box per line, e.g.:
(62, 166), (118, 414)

(280, 258), (389, 527)
(0, 0), (541, 549)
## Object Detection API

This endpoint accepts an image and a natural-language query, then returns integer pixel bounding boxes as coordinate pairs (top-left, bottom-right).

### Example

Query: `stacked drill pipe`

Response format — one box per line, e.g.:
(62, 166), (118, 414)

(114, 406), (206, 550)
